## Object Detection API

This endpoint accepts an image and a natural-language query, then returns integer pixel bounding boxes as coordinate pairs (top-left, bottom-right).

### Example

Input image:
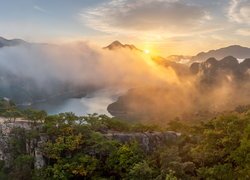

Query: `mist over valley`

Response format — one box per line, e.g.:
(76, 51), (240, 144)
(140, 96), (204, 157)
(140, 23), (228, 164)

(1, 1), (250, 179)
(1, 37), (250, 123)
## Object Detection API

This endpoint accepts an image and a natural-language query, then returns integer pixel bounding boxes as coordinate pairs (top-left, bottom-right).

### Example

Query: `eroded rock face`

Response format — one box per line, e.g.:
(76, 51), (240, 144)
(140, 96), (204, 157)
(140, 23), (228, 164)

(0, 134), (9, 165)
(0, 119), (180, 169)
(190, 62), (200, 74)
(105, 131), (180, 152)
(0, 119), (46, 169)
(188, 56), (250, 87)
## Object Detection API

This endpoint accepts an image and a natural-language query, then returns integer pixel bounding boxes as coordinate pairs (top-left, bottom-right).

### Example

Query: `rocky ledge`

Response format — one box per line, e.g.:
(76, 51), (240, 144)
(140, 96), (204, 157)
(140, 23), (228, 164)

(104, 131), (180, 152)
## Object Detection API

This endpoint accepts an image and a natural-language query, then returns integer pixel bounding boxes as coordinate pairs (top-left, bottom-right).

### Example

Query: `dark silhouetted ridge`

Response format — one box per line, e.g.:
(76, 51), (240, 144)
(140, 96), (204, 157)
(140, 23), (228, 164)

(192, 45), (250, 62)
(104, 40), (141, 51)
(0, 36), (27, 48)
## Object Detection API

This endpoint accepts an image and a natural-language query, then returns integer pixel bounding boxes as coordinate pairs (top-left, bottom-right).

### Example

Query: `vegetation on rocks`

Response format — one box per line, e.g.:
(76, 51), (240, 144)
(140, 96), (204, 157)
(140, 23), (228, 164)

(1, 98), (250, 179)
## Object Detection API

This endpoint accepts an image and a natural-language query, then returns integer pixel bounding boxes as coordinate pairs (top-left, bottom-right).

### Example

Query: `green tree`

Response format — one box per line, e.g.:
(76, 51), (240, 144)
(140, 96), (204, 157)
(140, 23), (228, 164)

(128, 161), (154, 180)
(9, 155), (34, 180)
(107, 142), (144, 178)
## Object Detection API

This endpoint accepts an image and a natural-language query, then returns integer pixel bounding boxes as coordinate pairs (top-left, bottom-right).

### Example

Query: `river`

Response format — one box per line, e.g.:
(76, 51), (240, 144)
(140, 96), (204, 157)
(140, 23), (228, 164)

(22, 88), (124, 116)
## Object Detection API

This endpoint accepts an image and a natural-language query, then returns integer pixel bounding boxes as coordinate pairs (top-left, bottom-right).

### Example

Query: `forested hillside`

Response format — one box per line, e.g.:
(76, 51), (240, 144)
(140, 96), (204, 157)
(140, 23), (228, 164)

(0, 99), (250, 179)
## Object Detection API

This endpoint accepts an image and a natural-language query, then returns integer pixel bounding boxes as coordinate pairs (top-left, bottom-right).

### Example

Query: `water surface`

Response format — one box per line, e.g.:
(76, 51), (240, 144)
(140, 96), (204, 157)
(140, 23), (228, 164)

(26, 88), (123, 116)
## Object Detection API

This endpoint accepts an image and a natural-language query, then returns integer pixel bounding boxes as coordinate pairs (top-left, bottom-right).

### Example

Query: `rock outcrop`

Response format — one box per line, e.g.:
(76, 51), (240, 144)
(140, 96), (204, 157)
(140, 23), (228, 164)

(0, 118), (46, 169)
(190, 56), (250, 84)
(105, 131), (180, 152)
(0, 118), (180, 169)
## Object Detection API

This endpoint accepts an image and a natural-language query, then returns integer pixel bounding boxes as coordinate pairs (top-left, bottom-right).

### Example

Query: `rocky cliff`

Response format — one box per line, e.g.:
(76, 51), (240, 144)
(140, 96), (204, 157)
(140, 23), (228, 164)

(0, 118), (46, 168)
(0, 118), (180, 169)
(105, 131), (179, 152)
(190, 56), (250, 84)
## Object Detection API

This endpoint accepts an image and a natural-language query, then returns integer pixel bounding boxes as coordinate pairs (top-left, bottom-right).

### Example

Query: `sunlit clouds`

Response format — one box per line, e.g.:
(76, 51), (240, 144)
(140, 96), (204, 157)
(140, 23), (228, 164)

(79, 0), (250, 55)
(0, 0), (250, 55)
(80, 0), (212, 35)
(228, 0), (250, 24)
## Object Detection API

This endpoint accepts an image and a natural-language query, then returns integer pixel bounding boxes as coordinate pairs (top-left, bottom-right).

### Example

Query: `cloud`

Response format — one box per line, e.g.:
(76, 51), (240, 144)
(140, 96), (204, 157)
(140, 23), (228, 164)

(80, 0), (211, 36)
(34, 5), (47, 13)
(228, 0), (250, 24)
(236, 28), (250, 36)
(1, 42), (250, 122)
(0, 42), (173, 90)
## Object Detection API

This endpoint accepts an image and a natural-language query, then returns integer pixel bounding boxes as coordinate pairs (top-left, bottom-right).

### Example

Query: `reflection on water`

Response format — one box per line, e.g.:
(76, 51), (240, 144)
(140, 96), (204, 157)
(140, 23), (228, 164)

(26, 88), (124, 116)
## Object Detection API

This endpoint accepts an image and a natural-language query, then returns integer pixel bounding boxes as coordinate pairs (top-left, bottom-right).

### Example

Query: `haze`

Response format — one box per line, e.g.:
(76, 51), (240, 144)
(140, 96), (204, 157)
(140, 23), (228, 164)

(1, 0), (250, 123)
(0, 0), (250, 55)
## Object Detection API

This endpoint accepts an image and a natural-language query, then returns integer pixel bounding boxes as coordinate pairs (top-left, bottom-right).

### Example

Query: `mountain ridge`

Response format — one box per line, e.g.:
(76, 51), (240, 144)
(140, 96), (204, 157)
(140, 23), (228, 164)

(0, 36), (28, 48)
(104, 40), (141, 51)
(104, 41), (250, 65)
(192, 45), (250, 62)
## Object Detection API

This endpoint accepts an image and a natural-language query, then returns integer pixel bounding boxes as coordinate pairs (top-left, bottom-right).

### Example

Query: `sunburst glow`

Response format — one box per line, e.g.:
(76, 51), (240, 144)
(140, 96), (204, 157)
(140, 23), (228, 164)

(144, 49), (150, 54)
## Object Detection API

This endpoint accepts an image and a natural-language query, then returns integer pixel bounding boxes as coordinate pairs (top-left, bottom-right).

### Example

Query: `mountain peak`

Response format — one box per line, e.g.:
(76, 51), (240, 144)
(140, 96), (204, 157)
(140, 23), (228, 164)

(111, 40), (123, 46)
(104, 41), (124, 50)
(104, 41), (140, 51)
(226, 45), (243, 48)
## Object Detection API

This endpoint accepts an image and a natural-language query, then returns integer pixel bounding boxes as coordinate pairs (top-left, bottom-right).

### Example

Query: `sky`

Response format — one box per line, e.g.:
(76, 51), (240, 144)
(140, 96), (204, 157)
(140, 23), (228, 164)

(0, 0), (250, 56)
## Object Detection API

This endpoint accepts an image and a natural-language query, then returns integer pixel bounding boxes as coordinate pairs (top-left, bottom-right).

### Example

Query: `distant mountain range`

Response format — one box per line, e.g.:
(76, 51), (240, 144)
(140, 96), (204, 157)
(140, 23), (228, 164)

(105, 42), (250, 83)
(1, 37), (250, 117)
(105, 41), (250, 64)
(163, 45), (250, 64)
(2, 37), (250, 63)
(108, 56), (250, 122)
(191, 45), (250, 62)
(0, 37), (27, 48)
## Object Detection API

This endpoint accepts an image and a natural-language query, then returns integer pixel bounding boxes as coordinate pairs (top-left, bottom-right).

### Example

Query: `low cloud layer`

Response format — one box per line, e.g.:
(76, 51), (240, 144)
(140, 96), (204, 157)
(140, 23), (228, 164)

(0, 42), (176, 92)
(1, 42), (250, 123)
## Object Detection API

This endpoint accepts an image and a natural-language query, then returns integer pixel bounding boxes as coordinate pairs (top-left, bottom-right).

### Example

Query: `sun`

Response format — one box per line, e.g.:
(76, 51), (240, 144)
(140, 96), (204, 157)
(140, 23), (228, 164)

(144, 49), (150, 54)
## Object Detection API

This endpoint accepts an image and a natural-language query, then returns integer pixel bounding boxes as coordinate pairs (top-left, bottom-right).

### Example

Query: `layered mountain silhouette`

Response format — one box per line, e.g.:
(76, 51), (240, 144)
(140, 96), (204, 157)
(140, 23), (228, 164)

(108, 56), (250, 123)
(105, 41), (250, 66)
(0, 36), (27, 48)
(1, 37), (250, 109)
(192, 45), (250, 62)
(190, 56), (250, 84)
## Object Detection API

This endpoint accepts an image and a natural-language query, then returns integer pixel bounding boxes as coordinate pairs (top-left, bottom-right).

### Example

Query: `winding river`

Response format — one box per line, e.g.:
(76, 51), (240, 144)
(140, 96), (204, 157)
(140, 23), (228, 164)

(22, 88), (124, 116)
